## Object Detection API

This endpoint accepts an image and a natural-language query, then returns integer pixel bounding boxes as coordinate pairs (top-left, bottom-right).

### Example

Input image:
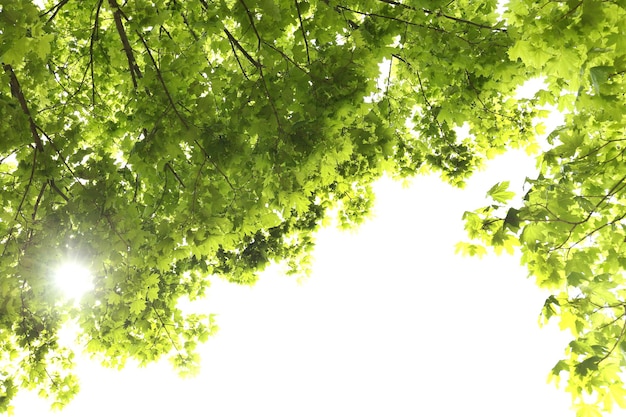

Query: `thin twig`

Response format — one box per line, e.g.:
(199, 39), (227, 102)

(165, 162), (186, 188)
(41, 0), (71, 22)
(374, 0), (507, 32)
(136, 30), (189, 128)
(224, 30), (250, 79)
(32, 182), (48, 220)
(15, 149), (38, 221)
(224, 29), (261, 68)
(294, 0), (311, 65)
(49, 179), (70, 202)
(198, 0), (210, 11)
(596, 307), (626, 365)
(262, 41), (309, 74)
(238, 0), (262, 50)
(89, 0), (105, 105)
(193, 140), (236, 191)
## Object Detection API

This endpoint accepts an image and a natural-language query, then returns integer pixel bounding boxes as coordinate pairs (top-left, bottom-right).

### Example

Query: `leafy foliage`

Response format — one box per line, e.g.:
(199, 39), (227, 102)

(0, 0), (623, 414)
(461, 1), (626, 414)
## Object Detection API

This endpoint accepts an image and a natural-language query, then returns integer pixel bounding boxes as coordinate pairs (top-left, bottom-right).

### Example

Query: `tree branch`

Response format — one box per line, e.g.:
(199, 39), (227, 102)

(294, 0), (311, 65)
(224, 30), (251, 79)
(49, 179), (70, 202)
(335, 5), (477, 45)
(15, 149), (38, 221)
(374, 0), (507, 32)
(223, 29), (261, 69)
(108, 0), (142, 89)
(3, 64), (44, 152)
(198, 0), (210, 11)
(136, 31), (189, 128)
(32, 182), (48, 220)
(238, 0), (261, 51)
(41, 0), (71, 22)
(89, 0), (105, 105)
(193, 140), (236, 191)
(595, 307), (626, 366)
(165, 162), (186, 188)
(262, 40), (309, 74)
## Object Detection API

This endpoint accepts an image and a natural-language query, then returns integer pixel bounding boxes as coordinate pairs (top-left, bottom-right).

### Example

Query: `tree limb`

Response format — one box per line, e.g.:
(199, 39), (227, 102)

(41, 0), (71, 22)
(198, 0), (210, 11)
(3, 64), (44, 152)
(165, 162), (186, 188)
(294, 0), (311, 65)
(375, 0), (507, 32)
(595, 307), (626, 366)
(223, 29), (261, 68)
(89, 0), (105, 105)
(238, 0), (262, 51)
(136, 31), (189, 128)
(48, 179), (70, 202)
(108, 0), (142, 89)
(32, 182), (48, 220)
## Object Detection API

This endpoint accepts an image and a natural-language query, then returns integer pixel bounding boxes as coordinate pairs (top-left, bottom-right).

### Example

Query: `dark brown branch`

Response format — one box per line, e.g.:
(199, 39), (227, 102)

(198, 0), (210, 11)
(149, 302), (182, 355)
(465, 70), (519, 123)
(568, 212), (626, 250)
(3, 64), (44, 152)
(165, 162), (186, 188)
(108, 0), (142, 89)
(238, 0), (262, 50)
(224, 30), (250, 79)
(262, 41), (309, 74)
(423, 6), (506, 32)
(32, 182), (48, 220)
(179, 11), (199, 41)
(89, 0), (105, 105)
(136, 31), (189, 128)
(191, 157), (208, 217)
(336, 5), (477, 45)
(223, 29), (261, 68)
(596, 307), (626, 366)
(553, 174), (626, 250)
(41, 0), (71, 22)
(49, 179), (70, 202)
(193, 140), (236, 191)
(392, 54), (444, 136)
(15, 149), (38, 221)
(558, 0), (583, 21)
(375, 0), (507, 32)
(294, 0), (311, 65)
(259, 67), (283, 132)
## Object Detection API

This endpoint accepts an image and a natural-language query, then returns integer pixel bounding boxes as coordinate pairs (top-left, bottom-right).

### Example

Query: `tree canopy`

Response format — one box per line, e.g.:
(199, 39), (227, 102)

(0, 0), (624, 414)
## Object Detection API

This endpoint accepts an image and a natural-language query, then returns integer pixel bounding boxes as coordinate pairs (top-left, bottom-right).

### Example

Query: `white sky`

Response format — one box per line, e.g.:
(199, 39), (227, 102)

(11, 147), (626, 417)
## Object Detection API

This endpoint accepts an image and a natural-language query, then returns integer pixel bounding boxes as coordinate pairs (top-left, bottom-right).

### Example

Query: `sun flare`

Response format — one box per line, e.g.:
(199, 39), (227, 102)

(54, 262), (93, 300)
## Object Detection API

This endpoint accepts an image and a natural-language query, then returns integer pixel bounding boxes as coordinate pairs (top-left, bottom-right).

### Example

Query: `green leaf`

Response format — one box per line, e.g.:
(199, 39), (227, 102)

(609, 384), (626, 408)
(567, 272), (587, 286)
(146, 287), (160, 302)
(486, 181), (515, 204)
(574, 356), (599, 377)
(130, 299), (147, 315)
(504, 207), (520, 229)
(576, 403), (603, 417)
(589, 66), (612, 94)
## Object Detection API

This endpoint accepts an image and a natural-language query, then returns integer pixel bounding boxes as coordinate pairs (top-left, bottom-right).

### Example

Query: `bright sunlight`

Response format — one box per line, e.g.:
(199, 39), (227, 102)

(54, 262), (93, 300)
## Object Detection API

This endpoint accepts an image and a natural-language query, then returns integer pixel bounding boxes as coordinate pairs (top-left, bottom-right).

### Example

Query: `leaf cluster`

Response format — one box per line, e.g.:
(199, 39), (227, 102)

(462, 1), (626, 413)
(1, 0), (623, 413)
